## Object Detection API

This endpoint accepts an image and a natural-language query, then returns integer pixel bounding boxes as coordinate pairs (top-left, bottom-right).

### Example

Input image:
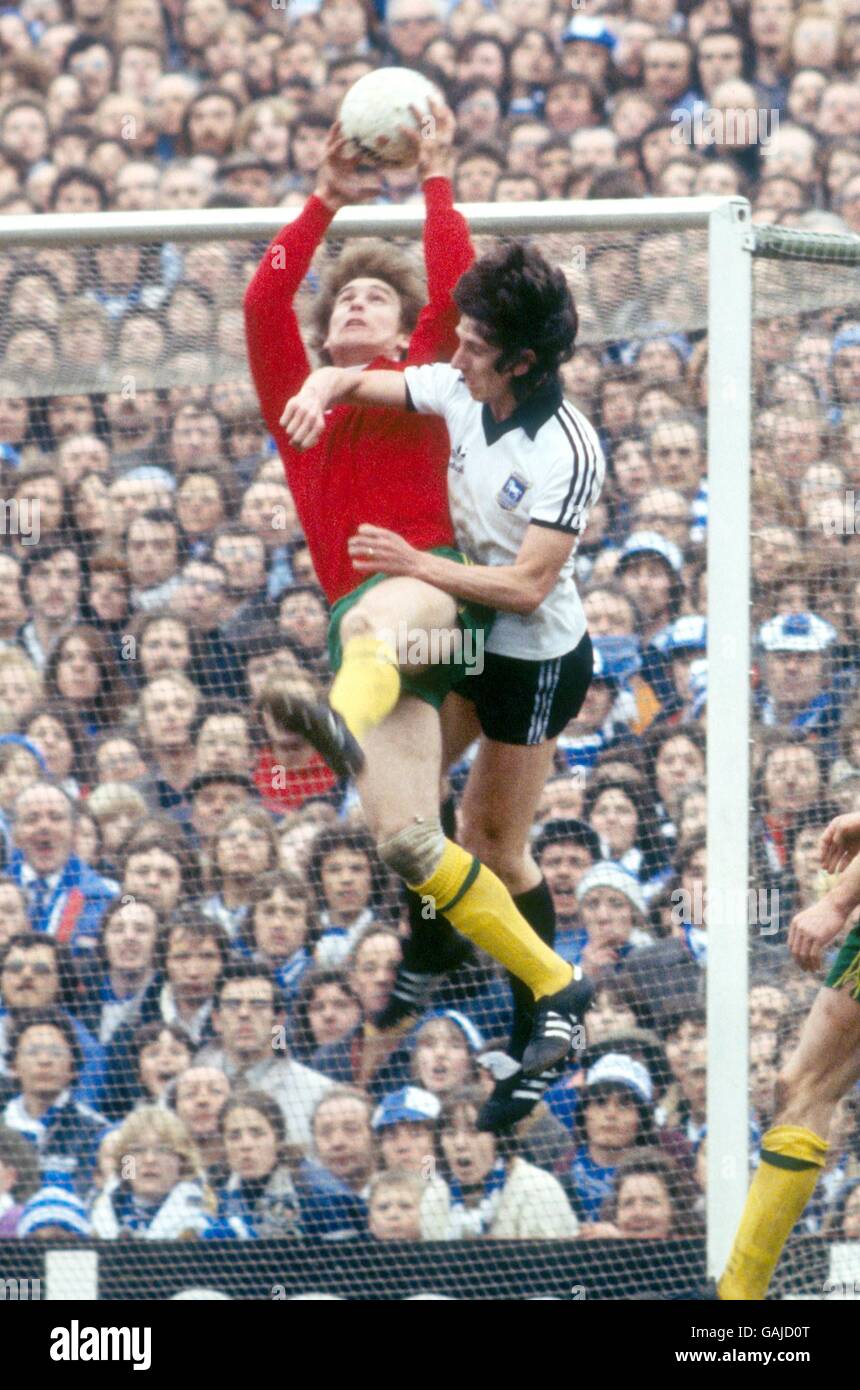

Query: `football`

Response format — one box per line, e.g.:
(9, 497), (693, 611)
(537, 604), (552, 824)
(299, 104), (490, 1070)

(338, 67), (442, 168)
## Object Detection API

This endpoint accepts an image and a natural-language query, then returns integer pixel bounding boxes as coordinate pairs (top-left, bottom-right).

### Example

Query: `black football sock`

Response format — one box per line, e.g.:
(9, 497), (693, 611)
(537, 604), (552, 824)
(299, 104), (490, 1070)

(507, 878), (557, 1061)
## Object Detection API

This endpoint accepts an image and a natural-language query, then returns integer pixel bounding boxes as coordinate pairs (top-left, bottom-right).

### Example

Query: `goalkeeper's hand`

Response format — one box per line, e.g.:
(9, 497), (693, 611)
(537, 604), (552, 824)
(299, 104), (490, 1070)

(789, 897), (848, 973)
(415, 98), (456, 180)
(391, 99), (456, 180)
(315, 122), (382, 211)
(820, 812), (860, 874)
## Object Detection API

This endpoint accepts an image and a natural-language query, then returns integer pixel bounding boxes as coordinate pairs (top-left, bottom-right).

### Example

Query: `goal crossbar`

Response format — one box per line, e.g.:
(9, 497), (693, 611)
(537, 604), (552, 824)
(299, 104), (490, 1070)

(0, 194), (743, 246)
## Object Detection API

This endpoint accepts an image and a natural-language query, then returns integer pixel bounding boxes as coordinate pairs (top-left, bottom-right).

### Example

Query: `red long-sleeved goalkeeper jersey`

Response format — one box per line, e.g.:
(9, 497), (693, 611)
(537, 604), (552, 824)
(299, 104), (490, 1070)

(244, 177), (475, 605)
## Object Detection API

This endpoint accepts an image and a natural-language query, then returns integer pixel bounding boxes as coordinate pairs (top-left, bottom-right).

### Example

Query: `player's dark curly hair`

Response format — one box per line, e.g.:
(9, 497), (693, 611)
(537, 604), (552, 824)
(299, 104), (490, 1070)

(452, 241), (578, 399)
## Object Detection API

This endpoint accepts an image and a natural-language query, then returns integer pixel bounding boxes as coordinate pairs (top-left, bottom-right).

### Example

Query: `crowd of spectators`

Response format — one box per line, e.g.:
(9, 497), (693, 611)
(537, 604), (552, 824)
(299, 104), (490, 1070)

(0, 0), (856, 1284)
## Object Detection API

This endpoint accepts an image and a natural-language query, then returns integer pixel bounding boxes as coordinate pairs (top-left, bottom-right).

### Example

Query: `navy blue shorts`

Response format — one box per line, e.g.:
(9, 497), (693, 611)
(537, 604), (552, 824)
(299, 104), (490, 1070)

(451, 630), (593, 746)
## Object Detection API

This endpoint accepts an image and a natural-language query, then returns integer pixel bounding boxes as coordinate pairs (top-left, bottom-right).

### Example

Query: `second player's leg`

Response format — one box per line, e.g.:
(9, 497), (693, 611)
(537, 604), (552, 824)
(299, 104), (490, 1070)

(447, 635), (593, 895)
(775, 983), (860, 1135)
(440, 690), (482, 765)
(457, 732), (569, 1088)
(457, 735), (559, 896)
(719, 982), (860, 1300)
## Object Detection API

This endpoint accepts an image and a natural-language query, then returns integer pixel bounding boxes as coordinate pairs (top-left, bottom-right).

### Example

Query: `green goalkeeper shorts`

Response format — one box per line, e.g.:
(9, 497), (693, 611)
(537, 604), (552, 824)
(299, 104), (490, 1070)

(826, 923), (860, 999)
(326, 546), (495, 712)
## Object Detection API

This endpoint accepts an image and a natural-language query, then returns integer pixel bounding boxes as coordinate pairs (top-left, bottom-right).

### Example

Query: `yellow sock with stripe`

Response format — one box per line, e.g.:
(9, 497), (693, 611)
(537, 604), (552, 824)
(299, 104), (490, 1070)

(718, 1125), (828, 1301)
(410, 839), (573, 999)
(330, 635), (400, 743)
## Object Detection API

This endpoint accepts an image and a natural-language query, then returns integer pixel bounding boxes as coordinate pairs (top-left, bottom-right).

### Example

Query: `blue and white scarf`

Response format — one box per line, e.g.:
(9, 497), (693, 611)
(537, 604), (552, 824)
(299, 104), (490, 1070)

(97, 974), (152, 1044)
(447, 1158), (507, 1238)
(681, 921), (707, 965)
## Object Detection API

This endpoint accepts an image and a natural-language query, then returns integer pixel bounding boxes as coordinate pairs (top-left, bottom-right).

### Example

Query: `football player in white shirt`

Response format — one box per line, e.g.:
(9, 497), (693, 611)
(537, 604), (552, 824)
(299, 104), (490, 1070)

(275, 243), (603, 1119)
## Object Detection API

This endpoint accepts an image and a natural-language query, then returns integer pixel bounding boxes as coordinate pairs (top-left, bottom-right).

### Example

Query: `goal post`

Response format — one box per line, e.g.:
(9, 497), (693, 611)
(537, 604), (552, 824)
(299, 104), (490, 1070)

(704, 198), (753, 1279)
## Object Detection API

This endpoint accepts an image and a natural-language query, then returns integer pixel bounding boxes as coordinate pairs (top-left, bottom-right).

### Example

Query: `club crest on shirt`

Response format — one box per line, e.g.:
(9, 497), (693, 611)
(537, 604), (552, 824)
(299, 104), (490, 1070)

(449, 444), (466, 473)
(497, 472), (529, 510)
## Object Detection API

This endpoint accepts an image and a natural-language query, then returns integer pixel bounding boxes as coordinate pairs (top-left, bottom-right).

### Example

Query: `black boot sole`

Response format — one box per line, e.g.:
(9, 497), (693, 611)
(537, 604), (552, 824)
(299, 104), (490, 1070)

(261, 683), (364, 780)
(477, 1069), (559, 1134)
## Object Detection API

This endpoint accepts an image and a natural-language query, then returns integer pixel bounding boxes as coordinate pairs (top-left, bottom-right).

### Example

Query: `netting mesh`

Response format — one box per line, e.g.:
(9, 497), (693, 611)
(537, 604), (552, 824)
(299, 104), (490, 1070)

(747, 226), (860, 1302)
(0, 203), (854, 1301)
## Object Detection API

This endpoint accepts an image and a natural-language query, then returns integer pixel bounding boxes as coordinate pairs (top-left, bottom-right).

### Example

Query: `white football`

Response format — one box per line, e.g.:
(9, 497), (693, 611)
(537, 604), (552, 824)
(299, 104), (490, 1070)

(338, 67), (442, 168)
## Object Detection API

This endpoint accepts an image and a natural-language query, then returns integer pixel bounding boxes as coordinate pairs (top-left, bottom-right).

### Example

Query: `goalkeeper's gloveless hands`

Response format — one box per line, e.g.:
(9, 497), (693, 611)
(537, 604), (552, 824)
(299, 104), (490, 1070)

(392, 98), (456, 180)
(414, 98), (456, 181)
(820, 812), (860, 874)
(314, 121), (382, 211)
(789, 896), (848, 973)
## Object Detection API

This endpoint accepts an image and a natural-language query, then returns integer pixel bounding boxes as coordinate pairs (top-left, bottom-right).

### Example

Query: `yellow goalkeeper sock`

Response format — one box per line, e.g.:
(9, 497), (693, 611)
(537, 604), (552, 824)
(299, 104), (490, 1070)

(330, 635), (400, 743)
(718, 1124), (828, 1301)
(411, 839), (573, 999)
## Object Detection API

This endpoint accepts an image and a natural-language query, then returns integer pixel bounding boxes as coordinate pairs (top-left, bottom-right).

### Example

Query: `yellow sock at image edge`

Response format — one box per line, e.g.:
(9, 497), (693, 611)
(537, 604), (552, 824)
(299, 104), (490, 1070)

(718, 1125), (828, 1301)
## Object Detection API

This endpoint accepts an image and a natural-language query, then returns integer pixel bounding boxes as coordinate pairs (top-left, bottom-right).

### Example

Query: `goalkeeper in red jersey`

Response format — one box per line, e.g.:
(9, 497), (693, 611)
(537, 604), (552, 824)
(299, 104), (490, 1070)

(244, 111), (467, 609)
(245, 107), (592, 1081)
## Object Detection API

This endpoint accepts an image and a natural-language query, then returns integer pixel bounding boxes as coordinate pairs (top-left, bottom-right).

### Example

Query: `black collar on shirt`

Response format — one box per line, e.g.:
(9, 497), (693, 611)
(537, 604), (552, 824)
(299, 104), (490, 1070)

(481, 376), (563, 446)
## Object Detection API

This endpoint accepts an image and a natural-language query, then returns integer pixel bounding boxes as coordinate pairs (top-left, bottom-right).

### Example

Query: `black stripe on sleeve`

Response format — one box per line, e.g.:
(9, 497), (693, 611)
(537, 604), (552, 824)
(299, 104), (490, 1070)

(559, 404), (599, 525)
(552, 412), (580, 524)
(530, 517), (580, 534)
(553, 408), (595, 528)
(404, 379), (416, 411)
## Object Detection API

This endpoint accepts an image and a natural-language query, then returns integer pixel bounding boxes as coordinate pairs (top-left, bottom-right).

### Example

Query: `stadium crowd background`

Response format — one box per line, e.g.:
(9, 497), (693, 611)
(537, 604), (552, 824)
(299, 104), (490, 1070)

(0, 0), (856, 1270)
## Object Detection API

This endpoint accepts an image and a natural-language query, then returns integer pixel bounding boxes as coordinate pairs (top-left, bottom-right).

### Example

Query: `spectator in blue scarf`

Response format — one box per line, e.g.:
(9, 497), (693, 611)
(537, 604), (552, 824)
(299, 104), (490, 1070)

(560, 1052), (658, 1225)
(2, 1009), (106, 1197)
(426, 1084), (578, 1239)
(235, 870), (317, 1004)
(90, 1105), (213, 1239)
(205, 1089), (302, 1239)
(7, 782), (117, 956)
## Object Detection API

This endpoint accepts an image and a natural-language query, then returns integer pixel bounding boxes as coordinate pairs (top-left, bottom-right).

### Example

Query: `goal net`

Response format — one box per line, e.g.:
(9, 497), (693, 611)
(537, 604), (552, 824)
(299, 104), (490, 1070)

(0, 198), (853, 1301)
(746, 226), (860, 1302)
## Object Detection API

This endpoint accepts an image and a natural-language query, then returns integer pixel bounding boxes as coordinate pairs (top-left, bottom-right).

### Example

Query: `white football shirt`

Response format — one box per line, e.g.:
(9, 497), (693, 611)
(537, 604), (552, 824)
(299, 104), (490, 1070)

(403, 361), (605, 660)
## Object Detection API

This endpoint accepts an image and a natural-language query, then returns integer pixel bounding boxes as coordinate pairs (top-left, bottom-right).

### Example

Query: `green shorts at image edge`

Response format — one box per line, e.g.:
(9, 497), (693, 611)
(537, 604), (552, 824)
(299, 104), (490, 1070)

(826, 922), (860, 998)
(327, 545), (495, 711)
